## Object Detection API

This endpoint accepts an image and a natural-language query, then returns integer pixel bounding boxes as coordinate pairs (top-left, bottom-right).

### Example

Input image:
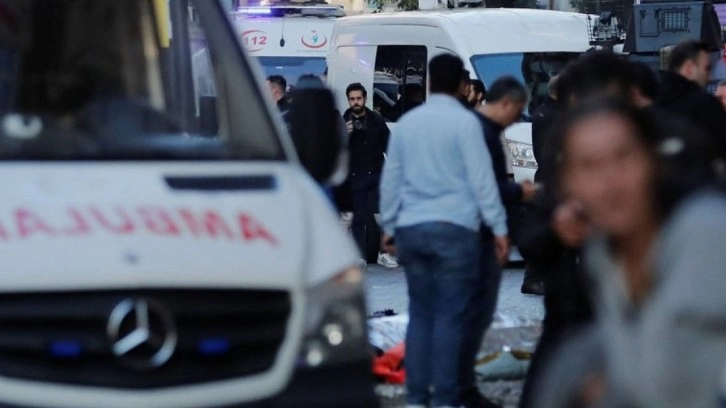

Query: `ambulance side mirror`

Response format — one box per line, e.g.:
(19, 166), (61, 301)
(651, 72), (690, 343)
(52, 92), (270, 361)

(287, 87), (345, 184)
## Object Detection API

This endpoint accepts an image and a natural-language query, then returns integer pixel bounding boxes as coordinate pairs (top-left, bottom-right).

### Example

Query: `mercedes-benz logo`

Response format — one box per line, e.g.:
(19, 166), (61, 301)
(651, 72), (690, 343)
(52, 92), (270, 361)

(107, 298), (177, 371)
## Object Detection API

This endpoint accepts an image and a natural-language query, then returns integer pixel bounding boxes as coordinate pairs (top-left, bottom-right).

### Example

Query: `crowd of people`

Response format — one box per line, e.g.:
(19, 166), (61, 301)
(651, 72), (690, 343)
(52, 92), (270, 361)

(269, 39), (726, 408)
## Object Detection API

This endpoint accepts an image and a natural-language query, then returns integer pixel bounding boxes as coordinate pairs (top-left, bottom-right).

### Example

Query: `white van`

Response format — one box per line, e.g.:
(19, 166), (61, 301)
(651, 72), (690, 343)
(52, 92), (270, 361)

(327, 8), (592, 182)
(232, 4), (344, 89)
(0, 1), (374, 407)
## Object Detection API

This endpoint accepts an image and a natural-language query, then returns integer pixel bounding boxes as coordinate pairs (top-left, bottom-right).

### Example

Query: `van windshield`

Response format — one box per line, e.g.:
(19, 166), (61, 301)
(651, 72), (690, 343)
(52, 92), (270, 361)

(471, 52), (581, 116)
(257, 56), (326, 91)
(0, 0), (285, 161)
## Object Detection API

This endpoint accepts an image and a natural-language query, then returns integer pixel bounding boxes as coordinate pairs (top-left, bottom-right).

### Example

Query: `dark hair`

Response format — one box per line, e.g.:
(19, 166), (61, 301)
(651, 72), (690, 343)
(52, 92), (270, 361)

(667, 40), (710, 72)
(554, 97), (714, 220)
(346, 82), (367, 98)
(297, 74), (324, 90)
(429, 54), (465, 94)
(629, 61), (660, 100)
(558, 51), (632, 104)
(469, 79), (487, 98)
(267, 75), (286, 92)
(485, 76), (528, 104)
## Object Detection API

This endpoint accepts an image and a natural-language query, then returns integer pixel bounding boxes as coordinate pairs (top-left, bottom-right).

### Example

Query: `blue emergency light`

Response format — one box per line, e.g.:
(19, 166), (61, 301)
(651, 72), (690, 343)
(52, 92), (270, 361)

(198, 337), (231, 356)
(235, 5), (344, 18)
(49, 340), (83, 358)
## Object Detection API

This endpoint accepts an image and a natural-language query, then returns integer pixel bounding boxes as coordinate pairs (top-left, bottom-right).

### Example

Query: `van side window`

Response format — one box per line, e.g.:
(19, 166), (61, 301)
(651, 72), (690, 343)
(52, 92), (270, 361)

(373, 46), (427, 122)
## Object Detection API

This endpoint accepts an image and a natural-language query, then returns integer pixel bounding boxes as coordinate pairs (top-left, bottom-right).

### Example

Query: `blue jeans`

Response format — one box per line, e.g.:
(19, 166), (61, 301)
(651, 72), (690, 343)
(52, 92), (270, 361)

(458, 236), (502, 392)
(397, 222), (482, 407)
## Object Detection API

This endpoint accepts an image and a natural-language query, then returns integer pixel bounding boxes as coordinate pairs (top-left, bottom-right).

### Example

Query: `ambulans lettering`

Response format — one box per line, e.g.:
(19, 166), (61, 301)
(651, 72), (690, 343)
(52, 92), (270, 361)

(16, 209), (55, 238)
(239, 214), (278, 247)
(178, 209), (234, 240)
(60, 208), (91, 236)
(138, 207), (181, 236)
(90, 207), (135, 234)
(0, 208), (278, 246)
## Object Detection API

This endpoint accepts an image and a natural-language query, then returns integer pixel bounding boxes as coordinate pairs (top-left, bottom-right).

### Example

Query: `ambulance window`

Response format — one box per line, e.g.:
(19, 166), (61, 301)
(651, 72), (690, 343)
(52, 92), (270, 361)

(373, 46), (427, 122)
(0, 0), (283, 161)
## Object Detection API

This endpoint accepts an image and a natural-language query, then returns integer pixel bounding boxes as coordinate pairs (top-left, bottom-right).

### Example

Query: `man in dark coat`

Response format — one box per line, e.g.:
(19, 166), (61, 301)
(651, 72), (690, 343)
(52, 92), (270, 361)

(657, 40), (726, 158)
(531, 77), (559, 184)
(266, 75), (290, 115)
(459, 76), (535, 408)
(521, 75), (560, 296)
(342, 82), (394, 267)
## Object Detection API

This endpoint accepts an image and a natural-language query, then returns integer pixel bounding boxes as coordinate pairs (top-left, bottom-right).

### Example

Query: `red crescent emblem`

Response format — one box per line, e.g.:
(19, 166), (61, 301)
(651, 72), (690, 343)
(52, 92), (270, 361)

(301, 31), (328, 49)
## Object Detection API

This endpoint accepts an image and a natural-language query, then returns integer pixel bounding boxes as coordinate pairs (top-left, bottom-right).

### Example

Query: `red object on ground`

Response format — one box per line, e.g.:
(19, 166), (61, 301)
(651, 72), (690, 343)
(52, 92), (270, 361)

(372, 342), (406, 384)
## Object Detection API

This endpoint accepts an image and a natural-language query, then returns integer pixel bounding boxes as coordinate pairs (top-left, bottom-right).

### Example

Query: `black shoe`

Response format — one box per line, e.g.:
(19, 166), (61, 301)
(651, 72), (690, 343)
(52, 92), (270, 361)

(460, 388), (502, 408)
(521, 263), (546, 296)
(521, 279), (546, 295)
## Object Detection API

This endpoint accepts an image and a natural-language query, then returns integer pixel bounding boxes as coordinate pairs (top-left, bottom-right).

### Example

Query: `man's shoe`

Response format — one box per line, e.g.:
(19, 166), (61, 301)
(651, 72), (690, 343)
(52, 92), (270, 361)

(521, 279), (545, 296)
(377, 253), (399, 268)
(460, 388), (501, 408)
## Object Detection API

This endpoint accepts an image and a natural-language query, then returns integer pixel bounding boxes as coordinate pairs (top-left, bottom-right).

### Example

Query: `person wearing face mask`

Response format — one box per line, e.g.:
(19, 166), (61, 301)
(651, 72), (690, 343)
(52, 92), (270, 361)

(342, 82), (396, 268)
(657, 40), (726, 158)
(534, 98), (723, 408)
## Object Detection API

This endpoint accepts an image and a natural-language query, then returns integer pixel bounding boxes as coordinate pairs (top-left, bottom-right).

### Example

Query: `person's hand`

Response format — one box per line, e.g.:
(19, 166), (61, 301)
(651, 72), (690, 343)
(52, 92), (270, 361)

(552, 200), (590, 247)
(346, 121), (354, 134)
(520, 180), (537, 202)
(494, 235), (510, 266)
(381, 234), (396, 256)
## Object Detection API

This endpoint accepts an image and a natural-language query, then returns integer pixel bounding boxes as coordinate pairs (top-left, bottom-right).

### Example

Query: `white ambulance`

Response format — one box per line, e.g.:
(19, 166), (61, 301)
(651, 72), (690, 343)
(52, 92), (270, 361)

(232, 4), (345, 89)
(327, 8), (592, 182)
(0, 1), (374, 407)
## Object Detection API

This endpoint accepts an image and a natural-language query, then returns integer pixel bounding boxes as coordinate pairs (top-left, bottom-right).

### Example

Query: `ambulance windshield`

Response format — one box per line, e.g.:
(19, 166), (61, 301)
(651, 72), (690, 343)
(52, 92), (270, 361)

(471, 52), (581, 115)
(258, 57), (326, 91)
(0, 0), (285, 160)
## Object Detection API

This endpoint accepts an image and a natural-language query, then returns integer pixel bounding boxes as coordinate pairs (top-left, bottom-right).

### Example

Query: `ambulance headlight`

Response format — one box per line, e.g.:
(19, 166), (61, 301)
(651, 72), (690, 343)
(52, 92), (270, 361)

(300, 267), (368, 367)
(507, 141), (538, 169)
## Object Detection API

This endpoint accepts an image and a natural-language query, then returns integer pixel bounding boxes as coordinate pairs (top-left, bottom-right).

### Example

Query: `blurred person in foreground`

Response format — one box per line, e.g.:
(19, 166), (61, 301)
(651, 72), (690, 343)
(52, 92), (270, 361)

(288, 74), (348, 207)
(656, 40), (726, 157)
(458, 76), (534, 408)
(534, 97), (723, 408)
(380, 54), (508, 408)
(716, 80), (726, 110)
(517, 51), (633, 408)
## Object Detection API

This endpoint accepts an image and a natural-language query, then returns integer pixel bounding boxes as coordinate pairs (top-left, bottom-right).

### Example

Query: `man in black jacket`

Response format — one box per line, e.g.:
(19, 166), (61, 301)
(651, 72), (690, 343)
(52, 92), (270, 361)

(521, 75), (560, 296)
(343, 83), (394, 267)
(531, 76), (559, 184)
(459, 76), (536, 408)
(266, 75), (290, 115)
(657, 40), (726, 158)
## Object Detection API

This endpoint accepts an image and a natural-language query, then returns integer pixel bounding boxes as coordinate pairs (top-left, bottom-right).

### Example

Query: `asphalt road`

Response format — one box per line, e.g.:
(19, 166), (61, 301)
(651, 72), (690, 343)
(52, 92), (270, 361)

(365, 264), (545, 408)
(364, 264), (545, 327)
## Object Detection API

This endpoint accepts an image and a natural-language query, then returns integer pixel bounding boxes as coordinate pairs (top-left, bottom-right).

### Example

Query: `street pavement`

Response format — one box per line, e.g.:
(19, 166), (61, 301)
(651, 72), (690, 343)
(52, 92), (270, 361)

(365, 263), (544, 326)
(365, 263), (545, 407)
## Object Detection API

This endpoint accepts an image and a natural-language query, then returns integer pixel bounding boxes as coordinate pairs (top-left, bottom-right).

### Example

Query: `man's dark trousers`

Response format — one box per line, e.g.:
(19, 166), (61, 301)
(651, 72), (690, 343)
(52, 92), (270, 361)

(351, 173), (381, 263)
(458, 235), (502, 394)
(397, 222), (482, 407)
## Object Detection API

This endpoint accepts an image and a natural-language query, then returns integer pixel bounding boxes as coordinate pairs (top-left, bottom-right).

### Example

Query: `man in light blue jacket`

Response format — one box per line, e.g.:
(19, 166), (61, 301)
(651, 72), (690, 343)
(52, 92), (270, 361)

(379, 54), (509, 408)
